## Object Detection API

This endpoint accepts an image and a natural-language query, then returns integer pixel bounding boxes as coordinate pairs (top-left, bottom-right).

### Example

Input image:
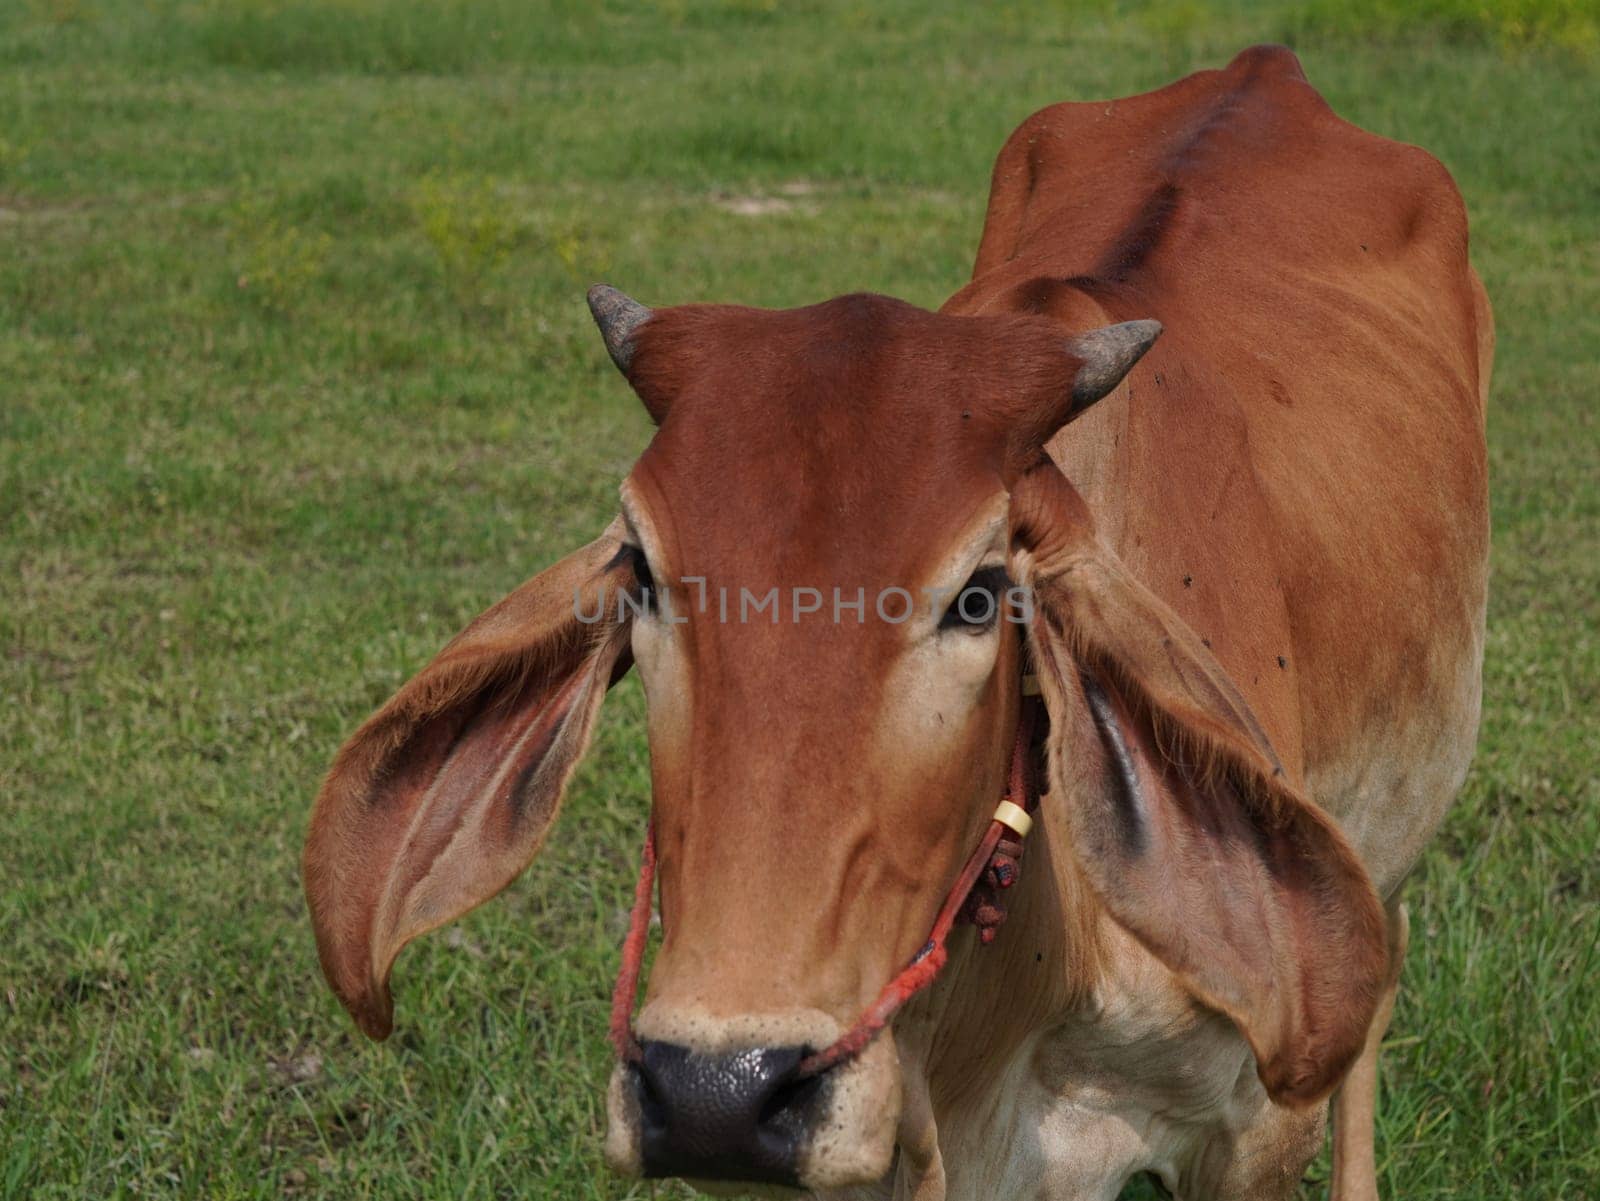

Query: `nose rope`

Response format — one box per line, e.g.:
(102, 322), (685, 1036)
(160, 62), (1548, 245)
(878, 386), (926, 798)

(609, 823), (656, 1064)
(795, 696), (1039, 1077)
(608, 693), (1041, 1075)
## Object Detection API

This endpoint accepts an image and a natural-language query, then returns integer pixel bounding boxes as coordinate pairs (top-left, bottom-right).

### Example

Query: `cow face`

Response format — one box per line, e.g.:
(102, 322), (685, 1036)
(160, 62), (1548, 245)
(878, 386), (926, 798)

(602, 295), (1054, 1188)
(585, 291), (1162, 1189)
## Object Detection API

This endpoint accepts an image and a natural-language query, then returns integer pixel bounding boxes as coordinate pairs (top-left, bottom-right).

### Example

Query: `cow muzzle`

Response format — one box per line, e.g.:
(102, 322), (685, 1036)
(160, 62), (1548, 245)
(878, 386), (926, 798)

(604, 1005), (901, 1191)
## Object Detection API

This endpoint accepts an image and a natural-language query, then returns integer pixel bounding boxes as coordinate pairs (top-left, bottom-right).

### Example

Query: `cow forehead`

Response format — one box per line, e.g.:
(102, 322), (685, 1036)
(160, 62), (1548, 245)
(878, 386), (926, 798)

(624, 293), (1071, 580)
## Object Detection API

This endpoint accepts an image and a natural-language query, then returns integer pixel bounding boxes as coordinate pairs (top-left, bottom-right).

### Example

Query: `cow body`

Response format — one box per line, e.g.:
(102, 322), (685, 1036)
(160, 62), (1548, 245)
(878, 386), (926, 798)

(849, 45), (1490, 1200)
(304, 45), (1490, 1201)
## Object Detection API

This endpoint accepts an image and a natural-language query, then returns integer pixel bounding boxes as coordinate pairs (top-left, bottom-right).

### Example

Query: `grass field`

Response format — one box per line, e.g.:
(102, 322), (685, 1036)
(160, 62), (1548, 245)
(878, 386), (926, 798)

(2, 1), (1596, 1197)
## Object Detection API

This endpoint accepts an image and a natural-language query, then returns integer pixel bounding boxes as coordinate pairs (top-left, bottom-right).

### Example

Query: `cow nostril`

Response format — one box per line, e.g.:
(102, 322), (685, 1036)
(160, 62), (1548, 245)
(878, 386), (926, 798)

(631, 1062), (668, 1135)
(758, 1066), (823, 1127)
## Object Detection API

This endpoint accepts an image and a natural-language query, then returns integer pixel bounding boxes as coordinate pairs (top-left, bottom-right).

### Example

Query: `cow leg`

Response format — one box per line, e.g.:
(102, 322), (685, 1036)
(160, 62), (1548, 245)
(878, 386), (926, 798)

(1329, 902), (1410, 1201)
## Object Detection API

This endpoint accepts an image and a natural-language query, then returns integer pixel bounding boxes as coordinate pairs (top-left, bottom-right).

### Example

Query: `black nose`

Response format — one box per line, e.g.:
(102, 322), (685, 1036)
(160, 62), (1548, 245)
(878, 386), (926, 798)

(629, 1040), (825, 1185)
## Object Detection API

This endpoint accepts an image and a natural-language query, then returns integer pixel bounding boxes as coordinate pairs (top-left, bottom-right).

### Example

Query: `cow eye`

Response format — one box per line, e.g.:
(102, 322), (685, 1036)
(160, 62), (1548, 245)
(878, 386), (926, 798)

(941, 566), (1008, 632)
(609, 542), (654, 599)
(624, 544), (655, 596)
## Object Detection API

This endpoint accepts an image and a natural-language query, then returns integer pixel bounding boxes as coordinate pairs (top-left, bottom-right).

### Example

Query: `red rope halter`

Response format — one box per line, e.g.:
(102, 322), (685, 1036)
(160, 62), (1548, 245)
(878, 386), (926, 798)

(609, 695), (1041, 1075)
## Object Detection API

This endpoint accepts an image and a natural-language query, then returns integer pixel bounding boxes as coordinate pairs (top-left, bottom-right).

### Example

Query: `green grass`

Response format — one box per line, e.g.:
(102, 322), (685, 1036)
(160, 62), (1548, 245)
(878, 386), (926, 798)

(1290, 0), (1600, 55)
(2, 1), (1596, 1197)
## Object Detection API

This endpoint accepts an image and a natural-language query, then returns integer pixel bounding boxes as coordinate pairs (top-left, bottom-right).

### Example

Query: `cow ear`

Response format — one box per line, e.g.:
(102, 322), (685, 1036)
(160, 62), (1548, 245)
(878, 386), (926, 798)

(1011, 468), (1388, 1107)
(303, 519), (636, 1040)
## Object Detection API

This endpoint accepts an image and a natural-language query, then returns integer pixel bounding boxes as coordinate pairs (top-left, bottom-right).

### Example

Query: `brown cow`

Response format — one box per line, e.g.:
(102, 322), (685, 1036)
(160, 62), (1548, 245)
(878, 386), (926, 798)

(304, 46), (1490, 1200)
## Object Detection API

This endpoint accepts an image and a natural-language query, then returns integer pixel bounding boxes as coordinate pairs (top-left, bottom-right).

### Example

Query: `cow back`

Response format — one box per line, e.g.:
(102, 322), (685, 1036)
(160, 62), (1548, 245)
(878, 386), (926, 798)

(947, 45), (1490, 886)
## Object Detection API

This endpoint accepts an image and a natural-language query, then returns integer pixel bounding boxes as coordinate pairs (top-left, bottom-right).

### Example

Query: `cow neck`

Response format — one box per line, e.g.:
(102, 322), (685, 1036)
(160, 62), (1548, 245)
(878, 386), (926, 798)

(608, 687), (1044, 1076)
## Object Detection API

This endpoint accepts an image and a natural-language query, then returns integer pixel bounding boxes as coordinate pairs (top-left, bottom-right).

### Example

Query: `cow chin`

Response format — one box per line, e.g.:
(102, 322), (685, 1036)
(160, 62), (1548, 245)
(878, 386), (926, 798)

(604, 1003), (902, 1193)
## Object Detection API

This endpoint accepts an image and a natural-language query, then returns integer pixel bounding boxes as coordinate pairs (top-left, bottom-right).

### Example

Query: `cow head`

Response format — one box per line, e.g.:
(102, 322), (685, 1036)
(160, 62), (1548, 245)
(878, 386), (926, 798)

(303, 288), (1387, 1192)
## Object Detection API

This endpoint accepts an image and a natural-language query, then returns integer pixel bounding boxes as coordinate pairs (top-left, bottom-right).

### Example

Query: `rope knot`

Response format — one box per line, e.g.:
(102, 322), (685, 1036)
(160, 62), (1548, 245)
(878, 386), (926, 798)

(959, 831), (1026, 940)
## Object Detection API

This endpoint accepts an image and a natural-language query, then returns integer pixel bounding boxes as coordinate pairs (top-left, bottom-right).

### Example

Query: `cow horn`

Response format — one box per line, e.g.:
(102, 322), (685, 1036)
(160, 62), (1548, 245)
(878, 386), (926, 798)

(1066, 319), (1163, 412)
(587, 284), (653, 375)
